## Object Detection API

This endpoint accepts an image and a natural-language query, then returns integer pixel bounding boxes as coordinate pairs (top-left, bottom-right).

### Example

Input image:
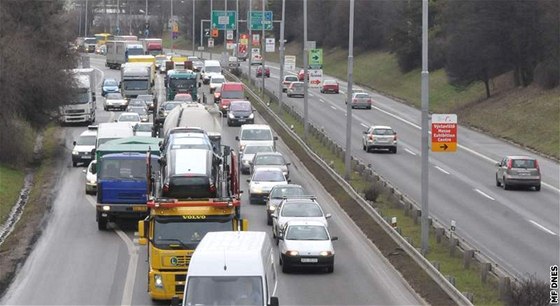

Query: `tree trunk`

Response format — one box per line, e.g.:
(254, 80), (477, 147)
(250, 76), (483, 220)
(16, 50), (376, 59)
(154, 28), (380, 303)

(484, 79), (491, 98)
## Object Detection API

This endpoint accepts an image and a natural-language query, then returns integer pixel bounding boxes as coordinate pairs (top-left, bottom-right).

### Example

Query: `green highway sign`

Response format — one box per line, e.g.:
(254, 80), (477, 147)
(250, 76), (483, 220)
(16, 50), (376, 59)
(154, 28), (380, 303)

(309, 48), (323, 68)
(248, 11), (273, 31)
(211, 10), (237, 30)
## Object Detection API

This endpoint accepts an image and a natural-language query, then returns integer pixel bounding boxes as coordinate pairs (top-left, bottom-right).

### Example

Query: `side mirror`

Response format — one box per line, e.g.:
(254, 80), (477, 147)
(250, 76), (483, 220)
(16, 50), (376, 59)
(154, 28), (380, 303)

(82, 169), (87, 174)
(114, 119), (118, 122)
(278, 235), (284, 241)
(273, 136), (278, 141)
(235, 136), (239, 141)
(325, 213), (332, 219)
(286, 162), (291, 166)
(331, 236), (338, 241)
(495, 162), (500, 167)
(198, 82), (201, 88)
(73, 141), (77, 146)
(91, 148), (96, 156)
(287, 179), (291, 183)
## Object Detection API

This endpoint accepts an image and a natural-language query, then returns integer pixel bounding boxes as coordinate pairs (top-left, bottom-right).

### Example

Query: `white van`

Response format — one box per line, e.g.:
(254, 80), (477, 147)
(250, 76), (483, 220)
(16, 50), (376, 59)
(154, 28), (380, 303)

(179, 231), (279, 306)
(236, 124), (278, 152)
(95, 122), (134, 148)
(202, 60), (222, 85)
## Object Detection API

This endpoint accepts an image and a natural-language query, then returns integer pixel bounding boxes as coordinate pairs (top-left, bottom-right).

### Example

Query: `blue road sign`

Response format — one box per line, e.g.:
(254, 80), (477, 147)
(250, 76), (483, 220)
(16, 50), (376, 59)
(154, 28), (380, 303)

(248, 11), (273, 31)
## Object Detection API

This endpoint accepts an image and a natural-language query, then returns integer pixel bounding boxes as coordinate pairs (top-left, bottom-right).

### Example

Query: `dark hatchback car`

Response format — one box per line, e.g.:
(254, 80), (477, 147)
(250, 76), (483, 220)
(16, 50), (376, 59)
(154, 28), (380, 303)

(160, 148), (219, 199)
(226, 100), (255, 126)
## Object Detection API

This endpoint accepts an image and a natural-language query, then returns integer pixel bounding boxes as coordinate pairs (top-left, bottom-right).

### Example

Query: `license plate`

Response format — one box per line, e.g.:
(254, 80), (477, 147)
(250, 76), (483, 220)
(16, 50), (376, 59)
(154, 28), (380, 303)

(301, 258), (318, 263)
(518, 172), (529, 176)
(133, 206), (147, 212)
(238, 119), (246, 122)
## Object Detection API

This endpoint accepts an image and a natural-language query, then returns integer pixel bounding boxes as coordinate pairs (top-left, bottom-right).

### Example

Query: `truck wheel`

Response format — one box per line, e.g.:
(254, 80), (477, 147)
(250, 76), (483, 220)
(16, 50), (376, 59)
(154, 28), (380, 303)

(97, 212), (108, 231)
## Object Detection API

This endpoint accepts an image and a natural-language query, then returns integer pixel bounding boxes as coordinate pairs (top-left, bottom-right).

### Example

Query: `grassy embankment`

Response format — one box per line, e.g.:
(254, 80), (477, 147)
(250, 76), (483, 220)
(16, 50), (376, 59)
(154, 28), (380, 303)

(0, 166), (25, 225)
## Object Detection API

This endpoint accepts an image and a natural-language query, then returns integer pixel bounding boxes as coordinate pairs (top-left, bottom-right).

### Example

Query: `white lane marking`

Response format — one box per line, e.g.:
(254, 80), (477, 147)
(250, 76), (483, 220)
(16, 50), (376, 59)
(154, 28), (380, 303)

(319, 99), (325, 103)
(330, 105), (336, 110)
(434, 166), (450, 175)
(309, 93), (315, 97)
(474, 188), (495, 201)
(92, 67), (105, 88)
(85, 196), (138, 306)
(529, 220), (557, 236)
(360, 123), (369, 128)
(404, 148), (417, 156)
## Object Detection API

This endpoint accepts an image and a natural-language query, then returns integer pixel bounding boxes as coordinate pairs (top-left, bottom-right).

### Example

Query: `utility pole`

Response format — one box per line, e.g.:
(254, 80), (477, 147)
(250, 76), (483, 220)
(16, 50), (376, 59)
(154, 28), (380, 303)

(420, 0), (430, 254)
(260, 0), (265, 92)
(248, 0), (252, 72)
(344, 0), (355, 181)
(278, 0), (285, 112)
(303, 0), (309, 141)
(235, 0), (239, 48)
(224, 0), (227, 52)
(84, 0), (89, 36)
(170, 0), (174, 53)
(210, 0), (213, 59)
(192, 0), (195, 55)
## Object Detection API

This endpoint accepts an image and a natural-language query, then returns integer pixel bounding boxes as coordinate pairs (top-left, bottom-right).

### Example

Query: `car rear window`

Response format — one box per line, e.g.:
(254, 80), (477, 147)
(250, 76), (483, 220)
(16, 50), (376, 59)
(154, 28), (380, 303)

(355, 93), (370, 99)
(286, 76), (298, 82)
(253, 170), (284, 182)
(281, 203), (323, 217)
(512, 159), (537, 168)
(373, 128), (394, 135)
(244, 145), (273, 155)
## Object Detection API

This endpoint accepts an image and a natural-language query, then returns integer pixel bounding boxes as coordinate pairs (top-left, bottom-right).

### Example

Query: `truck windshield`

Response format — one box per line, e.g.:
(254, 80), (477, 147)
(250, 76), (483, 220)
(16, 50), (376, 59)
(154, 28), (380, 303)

(127, 48), (144, 56)
(99, 157), (159, 180)
(169, 78), (196, 90)
(153, 216), (232, 249)
(123, 80), (149, 90)
(77, 135), (97, 146)
(185, 276), (263, 306)
(74, 88), (90, 104)
(84, 38), (96, 44)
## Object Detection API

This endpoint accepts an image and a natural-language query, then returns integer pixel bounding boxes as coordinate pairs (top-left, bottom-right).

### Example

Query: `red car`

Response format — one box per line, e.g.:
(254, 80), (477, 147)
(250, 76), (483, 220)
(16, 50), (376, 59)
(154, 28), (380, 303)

(297, 69), (309, 81)
(256, 66), (270, 78)
(320, 80), (339, 94)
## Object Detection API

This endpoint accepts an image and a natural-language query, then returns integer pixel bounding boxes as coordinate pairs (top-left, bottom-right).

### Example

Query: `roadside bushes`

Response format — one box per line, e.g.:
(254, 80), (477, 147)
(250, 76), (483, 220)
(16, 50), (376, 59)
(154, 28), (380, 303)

(0, 119), (35, 168)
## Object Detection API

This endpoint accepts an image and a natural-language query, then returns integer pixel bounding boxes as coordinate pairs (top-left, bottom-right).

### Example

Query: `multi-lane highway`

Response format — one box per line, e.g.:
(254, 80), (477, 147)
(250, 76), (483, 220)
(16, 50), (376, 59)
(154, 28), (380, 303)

(1, 55), (425, 305)
(236, 56), (560, 281)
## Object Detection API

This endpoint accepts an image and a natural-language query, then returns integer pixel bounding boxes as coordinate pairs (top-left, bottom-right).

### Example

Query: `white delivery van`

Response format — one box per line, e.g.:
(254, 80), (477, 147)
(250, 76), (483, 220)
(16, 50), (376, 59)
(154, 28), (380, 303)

(179, 231), (279, 306)
(201, 60), (223, 85)
(236, 124), (278, 152)
(95, 122), (134, 148)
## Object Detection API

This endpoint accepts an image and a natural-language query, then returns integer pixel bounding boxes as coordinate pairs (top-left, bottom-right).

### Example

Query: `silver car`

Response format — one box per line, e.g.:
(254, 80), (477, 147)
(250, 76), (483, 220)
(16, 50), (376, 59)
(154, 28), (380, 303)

(346, 92), (372, 109)
(362, 125), (397, 153)
(271, 197), (331, 245)
(496, 156), (541, 191)
(251, 152), (290, 179)
(104, 92), (128, 111)
(265, 184), (306, 225)
(287, 81), (304, 98)
(240, 144), (275, 174)
(247, 167), (289, 204)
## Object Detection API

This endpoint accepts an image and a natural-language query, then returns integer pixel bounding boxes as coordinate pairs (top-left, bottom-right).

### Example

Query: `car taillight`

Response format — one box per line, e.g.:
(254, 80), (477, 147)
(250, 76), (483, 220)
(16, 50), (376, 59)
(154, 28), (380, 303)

(393, 134), (397, 141)
(209, 183), (216, 193)
(162, 183), (169, 193)
(368, 99), (372, 104)
(534, 159), (540, 172)
(506, 159), (512, 170)
(369, 134), (374, 141)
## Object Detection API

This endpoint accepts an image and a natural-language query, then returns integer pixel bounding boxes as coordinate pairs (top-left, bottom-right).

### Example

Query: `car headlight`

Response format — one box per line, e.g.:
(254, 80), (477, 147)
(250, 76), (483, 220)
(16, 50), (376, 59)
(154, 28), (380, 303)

(269, 205), (276, 211)
(154, 274), (163, 289)
(88, 178), (96, 184)
(72, 150), (79, 155)
(319, 251), (333, 256)
(248, 113), (254, 119)
(242, 160), (250, 165)
(286, 250), (299, 256)
(228, 112), (235, 119)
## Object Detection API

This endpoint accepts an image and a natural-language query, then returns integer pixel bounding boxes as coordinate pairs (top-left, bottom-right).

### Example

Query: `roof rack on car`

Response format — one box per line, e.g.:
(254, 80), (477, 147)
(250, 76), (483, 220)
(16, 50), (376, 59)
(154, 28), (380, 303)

(282, 195), (317, 200)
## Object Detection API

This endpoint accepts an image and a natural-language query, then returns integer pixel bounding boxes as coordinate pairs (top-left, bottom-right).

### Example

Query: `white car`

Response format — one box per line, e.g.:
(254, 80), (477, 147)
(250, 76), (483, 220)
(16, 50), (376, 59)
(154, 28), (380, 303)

(117, 112), (141, 126)
(278, 220), (337, 273)
(240, 144), (274, 174)
(362, 125), (397, 154)
(103, 92), (128, 111)
(209, 75), (225, 93)
(247, 167), (289, 204)
(84, 160), (97, 194)
(133, 122), (154, 137)
(271, 197), (331, 245)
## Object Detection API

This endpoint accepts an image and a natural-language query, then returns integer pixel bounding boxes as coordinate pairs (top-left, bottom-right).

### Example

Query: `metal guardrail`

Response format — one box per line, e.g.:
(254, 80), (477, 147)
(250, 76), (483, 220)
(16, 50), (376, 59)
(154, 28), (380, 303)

(224, 70), (475, 306)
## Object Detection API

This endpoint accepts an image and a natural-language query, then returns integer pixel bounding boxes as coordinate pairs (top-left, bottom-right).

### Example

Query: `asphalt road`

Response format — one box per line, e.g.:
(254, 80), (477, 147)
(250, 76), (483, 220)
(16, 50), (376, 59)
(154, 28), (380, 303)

(231, 53), (560, 282)
(1, 55), (424, 305)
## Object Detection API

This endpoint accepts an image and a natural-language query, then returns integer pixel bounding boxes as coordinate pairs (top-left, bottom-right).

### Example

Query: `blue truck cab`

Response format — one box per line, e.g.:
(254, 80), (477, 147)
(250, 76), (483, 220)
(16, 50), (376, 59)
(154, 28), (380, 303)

(95, 136), (161, 230)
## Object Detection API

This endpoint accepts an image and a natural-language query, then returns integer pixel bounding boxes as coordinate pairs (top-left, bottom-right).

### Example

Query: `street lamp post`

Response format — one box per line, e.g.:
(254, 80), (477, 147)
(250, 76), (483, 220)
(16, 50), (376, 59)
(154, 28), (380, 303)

(192, 0), (195, 55)
(420, 0), (430, 255)
(260, 0), (265, 92)
(248, 0), (252, 72)
(278, 0), (286, 112)
(303, 0), (309, 141)
(344, 0), (355, 181)
(171, 0), (174, 53)
(84, 0), (89, 36)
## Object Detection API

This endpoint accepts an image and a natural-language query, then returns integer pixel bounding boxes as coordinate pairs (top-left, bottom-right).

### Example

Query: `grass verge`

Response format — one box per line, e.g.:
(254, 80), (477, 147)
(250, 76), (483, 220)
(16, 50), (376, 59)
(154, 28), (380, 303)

(241, 76), (503, 305)
(0, 166), (25, 226)
(0, 125), (65, 296)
